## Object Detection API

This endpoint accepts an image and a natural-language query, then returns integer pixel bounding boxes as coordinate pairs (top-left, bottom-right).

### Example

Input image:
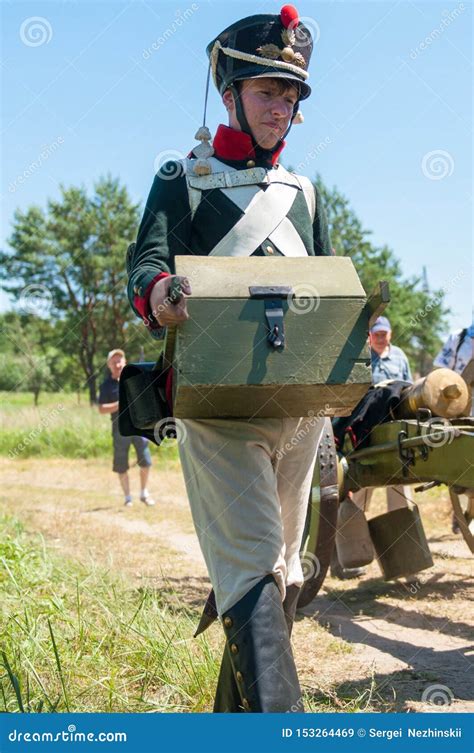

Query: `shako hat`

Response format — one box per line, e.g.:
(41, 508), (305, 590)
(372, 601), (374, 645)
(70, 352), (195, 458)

(191, 5), (315, 176)
(206, 5), (313, 100)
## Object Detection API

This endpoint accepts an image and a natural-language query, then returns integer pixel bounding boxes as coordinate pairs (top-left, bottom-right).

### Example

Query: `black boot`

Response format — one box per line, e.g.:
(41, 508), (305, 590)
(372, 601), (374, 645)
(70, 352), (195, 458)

(213, 580), (302, 712)
(214, 574), (303, 713)
(282, 584), (301, 638)
(213, 581), (302, 712)
(213, 644), (244, 713)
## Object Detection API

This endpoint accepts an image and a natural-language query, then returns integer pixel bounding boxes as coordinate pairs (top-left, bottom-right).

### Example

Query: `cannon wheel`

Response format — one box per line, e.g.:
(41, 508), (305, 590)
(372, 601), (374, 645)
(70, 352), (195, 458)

(449, 487), (474, 554)
(298, 420), (339, 608)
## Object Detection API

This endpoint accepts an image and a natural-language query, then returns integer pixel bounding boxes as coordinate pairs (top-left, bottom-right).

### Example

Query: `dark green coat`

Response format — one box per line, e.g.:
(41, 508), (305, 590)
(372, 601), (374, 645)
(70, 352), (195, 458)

(127, 155), (332, 324)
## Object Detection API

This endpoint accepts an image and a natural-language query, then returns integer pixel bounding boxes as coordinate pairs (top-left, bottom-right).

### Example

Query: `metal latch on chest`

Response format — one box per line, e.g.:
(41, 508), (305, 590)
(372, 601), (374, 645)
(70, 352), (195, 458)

(248, 285), (293, 349)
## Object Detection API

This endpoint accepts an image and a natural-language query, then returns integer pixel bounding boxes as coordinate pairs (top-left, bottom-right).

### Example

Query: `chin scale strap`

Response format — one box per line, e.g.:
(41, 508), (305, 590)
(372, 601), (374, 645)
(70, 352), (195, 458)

(192, 62), (303, 174)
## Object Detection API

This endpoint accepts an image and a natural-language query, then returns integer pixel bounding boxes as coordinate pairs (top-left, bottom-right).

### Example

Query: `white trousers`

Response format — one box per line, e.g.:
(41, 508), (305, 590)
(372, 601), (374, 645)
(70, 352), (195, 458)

(178, 416), (326, 615)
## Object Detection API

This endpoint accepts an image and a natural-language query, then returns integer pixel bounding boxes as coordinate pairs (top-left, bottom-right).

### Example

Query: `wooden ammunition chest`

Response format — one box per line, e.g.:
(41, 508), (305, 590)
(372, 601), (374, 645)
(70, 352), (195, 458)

(165, 256), (373, 419)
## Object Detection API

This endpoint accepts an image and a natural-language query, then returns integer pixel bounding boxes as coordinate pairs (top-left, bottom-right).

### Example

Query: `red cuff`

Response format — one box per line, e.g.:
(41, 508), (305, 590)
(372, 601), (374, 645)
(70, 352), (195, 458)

(133, 271), (170, 327)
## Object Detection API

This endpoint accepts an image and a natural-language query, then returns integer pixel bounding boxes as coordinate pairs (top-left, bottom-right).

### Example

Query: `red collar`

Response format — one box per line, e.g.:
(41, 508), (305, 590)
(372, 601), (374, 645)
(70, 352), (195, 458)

(212, 124), (285, 166)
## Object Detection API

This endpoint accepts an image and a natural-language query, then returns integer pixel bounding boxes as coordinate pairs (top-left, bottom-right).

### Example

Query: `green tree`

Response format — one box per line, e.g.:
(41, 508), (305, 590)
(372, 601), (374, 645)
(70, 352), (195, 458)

(0, 354), (25, 392)
(1, 176), (143, 402)
(24, 354), (52, 406)
(0, 313), (54, 403)
(315, 176), (449, 375)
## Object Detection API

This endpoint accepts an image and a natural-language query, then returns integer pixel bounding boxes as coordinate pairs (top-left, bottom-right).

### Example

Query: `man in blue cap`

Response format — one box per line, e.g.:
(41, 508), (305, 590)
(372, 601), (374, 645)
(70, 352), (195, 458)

(357, 316), (413, 510)
(369, 316), (412, 384)
(355, 320), (413, 503)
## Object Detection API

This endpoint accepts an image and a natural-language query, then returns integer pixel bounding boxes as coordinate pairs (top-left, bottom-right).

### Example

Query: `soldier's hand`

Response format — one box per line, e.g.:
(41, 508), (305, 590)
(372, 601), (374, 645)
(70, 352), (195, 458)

(149, 275), (192, 326)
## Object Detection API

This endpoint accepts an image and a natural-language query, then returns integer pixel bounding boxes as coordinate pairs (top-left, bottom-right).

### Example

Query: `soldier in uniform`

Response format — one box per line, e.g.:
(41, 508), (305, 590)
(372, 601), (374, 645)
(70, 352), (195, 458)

(127, 6), (332, 712)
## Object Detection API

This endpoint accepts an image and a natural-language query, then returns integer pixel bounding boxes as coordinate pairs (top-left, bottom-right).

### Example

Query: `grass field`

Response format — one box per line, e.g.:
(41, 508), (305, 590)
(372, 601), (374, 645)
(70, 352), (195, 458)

(0, 497), (387, 714)
(0, 391), (178, 463)
(2, 453), (473, 714)
(0, 513), (217, 713)
(1, 392), (473, 714)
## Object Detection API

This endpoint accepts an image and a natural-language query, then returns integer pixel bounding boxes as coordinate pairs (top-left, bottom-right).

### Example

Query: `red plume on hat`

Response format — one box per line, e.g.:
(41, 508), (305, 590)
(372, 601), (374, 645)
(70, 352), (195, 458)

(280, 5), (299, 28)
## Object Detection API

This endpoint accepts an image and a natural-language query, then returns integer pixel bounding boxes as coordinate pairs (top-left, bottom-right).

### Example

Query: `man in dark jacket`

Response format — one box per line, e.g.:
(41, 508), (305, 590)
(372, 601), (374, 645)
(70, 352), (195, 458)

(98, 349), (155, 507)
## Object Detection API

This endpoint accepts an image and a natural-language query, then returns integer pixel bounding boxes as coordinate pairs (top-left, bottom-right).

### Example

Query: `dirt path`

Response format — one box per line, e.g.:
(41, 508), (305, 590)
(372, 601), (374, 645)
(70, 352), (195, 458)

(1, 457), (473, 712)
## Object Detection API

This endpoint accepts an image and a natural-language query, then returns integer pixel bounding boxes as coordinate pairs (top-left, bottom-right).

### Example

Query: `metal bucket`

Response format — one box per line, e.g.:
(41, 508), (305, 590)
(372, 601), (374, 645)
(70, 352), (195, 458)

(368, 502), (433, 580)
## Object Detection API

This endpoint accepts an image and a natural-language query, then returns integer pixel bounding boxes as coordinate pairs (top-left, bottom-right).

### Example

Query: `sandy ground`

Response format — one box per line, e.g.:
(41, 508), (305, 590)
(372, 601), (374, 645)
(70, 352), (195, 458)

(1, 456), (473, 712)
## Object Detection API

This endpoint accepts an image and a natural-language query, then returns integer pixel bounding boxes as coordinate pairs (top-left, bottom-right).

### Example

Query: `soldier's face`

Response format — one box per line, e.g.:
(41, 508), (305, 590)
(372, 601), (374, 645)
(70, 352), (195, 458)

(224, 79), (298, 149)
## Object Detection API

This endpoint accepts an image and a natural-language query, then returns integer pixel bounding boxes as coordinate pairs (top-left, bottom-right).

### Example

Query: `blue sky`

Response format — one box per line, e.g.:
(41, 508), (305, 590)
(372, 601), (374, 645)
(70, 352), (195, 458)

(1, 0), (472, 335)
